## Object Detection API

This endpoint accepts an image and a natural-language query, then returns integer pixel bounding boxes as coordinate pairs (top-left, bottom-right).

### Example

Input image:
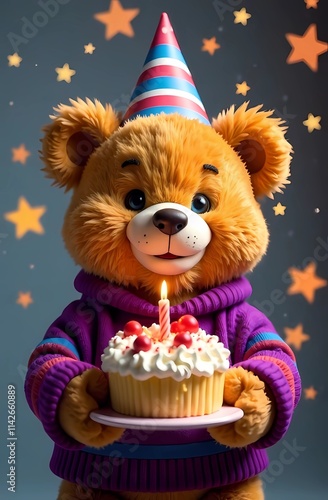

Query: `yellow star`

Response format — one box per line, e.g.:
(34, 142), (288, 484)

(94, 0), (140, 40)
(304, 0), (319, 8)
(12, 144), (31, 165)
(303, 113), (321, 132)
(234, 8), (251, 26)
(84, 43), (96, 54)
(287, 262), (327, 303)
(4, 197), (46, 239)
(304, 386), (318, 399)
(284, 324), (310, 350)
(55, 63), (76, 83)
(286, 24), (328, 72)
(8, 53), (22, 67)
(16, 292), (33, 309)
(273, 202), (286, 216)
(236, 81), (250, 96)
(202, 37), (221, 56)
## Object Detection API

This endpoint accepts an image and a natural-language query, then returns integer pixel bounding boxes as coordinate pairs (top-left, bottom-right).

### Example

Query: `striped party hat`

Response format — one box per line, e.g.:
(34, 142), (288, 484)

(122, 12), (210, 125)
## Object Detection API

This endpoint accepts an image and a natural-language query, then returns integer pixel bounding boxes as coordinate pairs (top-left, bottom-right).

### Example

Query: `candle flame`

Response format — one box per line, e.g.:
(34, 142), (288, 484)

(161, 280), (167, 300)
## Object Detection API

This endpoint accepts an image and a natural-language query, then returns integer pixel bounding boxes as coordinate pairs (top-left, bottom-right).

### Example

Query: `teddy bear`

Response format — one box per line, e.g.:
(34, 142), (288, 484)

(25, 13), (301, 500)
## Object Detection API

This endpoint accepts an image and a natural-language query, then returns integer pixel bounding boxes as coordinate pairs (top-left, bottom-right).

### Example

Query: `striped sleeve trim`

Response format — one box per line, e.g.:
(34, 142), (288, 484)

(30, 357), (73, 418)
(28, 337), (80, 366)
(244, 332), (296, 362)
(246, 354), (296, 404)
(235, 358), (294, 447)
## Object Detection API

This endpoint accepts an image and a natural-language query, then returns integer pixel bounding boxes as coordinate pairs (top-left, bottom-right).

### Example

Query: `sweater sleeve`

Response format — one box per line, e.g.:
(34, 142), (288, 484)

(24, 299), (100, 450)
(232, 302), (301, 449)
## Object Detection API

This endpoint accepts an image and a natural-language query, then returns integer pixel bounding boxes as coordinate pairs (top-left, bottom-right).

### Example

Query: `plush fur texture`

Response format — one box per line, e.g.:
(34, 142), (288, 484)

(40, 99), (292, 499)
(208, 366), (275, 448)
(58, 368), (124, 448)
(58, 476), (263, 500)
(42, 101), (291, 302)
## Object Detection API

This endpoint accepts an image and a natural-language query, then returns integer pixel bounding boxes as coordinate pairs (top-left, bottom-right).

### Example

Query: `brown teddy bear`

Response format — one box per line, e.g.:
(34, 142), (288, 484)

(25, 13), (301, 500)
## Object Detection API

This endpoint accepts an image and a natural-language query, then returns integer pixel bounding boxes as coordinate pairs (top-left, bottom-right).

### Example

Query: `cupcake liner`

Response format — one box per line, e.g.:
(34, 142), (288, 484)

(108, 372), (225, 417)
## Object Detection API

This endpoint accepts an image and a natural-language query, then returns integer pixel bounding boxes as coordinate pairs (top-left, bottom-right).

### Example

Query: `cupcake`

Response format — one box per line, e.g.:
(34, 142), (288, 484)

(101, 315), (230, 417)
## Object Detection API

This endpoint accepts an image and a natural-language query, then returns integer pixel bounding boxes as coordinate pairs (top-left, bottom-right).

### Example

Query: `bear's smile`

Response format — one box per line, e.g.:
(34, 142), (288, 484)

(126, 202), (212, 275)
(155, 252), (184, 259)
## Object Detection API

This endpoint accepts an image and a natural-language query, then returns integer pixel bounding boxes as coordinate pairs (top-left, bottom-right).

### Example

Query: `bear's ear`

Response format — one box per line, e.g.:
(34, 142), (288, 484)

(41, 98), (120, 190)
(212, 102), (292, 198)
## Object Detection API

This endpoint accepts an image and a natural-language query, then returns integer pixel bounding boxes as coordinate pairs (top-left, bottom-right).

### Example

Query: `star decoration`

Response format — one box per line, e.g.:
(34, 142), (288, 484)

(287, 262), (327, 303)
(11, 144), (31, 165)
(202, 37), (221, 55)
(236, 81), (250, 96)
(304, 386), (318, 399)
(94, 0), (140, 40)
(286, 24), (328, 72)
(84, 43), (96, 54)
(273, 202), (286, 216)
(284, 324), (310, 350)
(55, 63), (76, 83)
(16, 292), (33, 309)
(4, 197), (46, 239)
(233, 8), (251, 26)
(304, 0), (319, 8)
(8, 53), (22, 67)
(303, 113), (321, 132)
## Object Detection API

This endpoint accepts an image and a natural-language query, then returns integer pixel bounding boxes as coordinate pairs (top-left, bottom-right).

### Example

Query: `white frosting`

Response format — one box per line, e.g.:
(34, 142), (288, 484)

(101, 324), (230, 382)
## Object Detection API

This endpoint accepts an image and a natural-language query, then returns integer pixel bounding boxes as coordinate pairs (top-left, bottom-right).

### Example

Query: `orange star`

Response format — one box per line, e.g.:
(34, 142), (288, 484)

(284, 324), (310, 350)
(273, 202), (286, 216)
(16, 292), (33, 309)
(304, 386), (318, 399)
(286, 24), (328, 72)
(236, 81), (250, 96)
(94, 0), (140, 40)
(287, 262), (327, 303)
(202, 37), (221, 55)
(84, 43), (96, 54)
(12, 144), (31, 165)
(8, 53), (22, 67)
(4, 197), (46, 239)
(304, 0), (319, 8)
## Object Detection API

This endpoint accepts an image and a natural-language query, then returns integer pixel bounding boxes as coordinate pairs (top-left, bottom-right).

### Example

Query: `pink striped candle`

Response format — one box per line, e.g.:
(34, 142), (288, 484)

(159, 281), (170, 340)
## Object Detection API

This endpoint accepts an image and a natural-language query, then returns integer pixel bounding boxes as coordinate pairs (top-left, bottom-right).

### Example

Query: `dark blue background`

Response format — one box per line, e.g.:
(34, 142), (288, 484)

(1, 1), (327, 498)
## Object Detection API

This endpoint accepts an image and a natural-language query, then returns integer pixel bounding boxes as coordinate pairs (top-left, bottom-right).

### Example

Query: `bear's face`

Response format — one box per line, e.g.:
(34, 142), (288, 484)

(42, 100), (291, 301)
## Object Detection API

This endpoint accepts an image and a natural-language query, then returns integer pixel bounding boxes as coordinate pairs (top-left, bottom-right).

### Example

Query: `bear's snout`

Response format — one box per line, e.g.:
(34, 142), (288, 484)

(153, 208), (188, 235)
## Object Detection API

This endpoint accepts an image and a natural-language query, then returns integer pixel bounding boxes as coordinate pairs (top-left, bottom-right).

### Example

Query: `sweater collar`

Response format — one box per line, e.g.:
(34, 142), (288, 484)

(74, 270), (252, 318)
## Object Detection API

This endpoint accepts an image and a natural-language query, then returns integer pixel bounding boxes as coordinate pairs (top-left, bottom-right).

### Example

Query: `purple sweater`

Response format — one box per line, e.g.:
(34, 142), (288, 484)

(25, 271), (301, 493)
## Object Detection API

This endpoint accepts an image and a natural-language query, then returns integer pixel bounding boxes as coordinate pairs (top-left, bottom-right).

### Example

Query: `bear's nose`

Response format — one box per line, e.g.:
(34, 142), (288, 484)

(152, 208), (188, 235)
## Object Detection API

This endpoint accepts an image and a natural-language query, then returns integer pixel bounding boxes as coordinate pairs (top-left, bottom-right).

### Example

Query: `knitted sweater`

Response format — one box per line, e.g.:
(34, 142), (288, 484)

(25, 271), (301, 493)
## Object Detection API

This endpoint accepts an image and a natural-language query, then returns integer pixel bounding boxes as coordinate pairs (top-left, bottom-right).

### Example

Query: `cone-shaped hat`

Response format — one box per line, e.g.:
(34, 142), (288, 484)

(122, 12), (210, 125)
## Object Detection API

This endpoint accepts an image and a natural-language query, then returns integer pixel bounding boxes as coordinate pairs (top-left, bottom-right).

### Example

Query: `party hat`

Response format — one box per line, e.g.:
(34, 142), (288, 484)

(122, 12), (210, 125)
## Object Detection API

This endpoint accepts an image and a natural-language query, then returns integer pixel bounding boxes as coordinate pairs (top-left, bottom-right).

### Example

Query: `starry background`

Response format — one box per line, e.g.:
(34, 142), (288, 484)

(0, 0), (328, 499)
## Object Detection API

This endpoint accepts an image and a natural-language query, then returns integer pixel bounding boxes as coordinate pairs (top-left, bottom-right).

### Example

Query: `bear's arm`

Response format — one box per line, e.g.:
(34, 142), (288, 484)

(230, 302), (301, 448)
(24, 299), (100, 450)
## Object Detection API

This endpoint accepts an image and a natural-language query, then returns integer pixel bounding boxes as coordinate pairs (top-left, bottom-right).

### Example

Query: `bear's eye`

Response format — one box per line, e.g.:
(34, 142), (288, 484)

(124, 190), (146, 211)
(191, 193), (211, 214)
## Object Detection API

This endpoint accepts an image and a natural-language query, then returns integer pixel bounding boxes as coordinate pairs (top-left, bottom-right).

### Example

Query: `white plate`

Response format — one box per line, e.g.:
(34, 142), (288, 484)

(90, 406), (243, 430)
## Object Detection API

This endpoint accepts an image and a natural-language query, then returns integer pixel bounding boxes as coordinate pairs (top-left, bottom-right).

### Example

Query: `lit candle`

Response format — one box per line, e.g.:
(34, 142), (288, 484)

(159, 280), (170, 340)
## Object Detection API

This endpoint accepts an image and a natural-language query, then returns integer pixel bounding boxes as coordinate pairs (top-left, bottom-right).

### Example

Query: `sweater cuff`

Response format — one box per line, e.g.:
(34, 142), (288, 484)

(235, 359), (294, 448)
(37, 359), (95, 450)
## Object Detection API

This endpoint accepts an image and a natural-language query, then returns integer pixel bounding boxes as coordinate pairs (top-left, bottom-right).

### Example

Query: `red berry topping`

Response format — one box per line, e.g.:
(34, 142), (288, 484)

(133, 335), (152, 352)
(123, 321), (143, 337)
(170, 321), (180, 333)
(174, 332), (193, 348)
(177, 315), (199, 333)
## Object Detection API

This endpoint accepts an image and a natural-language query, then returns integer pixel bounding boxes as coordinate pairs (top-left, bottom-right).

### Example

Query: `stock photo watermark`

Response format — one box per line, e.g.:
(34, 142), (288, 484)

(262, 438), (306, 489)
(252, 235), (328, 317)
(7, 0), (72, 52)
(212, 0), (243, 22)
